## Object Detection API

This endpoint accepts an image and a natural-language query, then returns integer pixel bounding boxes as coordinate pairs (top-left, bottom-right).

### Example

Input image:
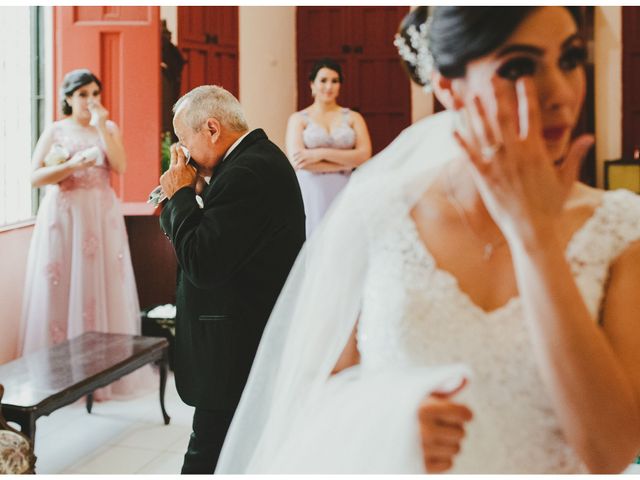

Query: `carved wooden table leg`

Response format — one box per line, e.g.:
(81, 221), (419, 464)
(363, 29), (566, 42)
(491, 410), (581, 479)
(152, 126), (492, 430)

(157, 350), (171, 425)
(86, 393), (94, 413)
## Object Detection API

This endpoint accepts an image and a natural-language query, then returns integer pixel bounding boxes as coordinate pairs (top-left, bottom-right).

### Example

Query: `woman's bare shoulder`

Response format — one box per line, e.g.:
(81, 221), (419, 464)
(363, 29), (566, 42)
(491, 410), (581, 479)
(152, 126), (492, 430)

(288, 110), (309, 127)
(40, 119), (67, 138)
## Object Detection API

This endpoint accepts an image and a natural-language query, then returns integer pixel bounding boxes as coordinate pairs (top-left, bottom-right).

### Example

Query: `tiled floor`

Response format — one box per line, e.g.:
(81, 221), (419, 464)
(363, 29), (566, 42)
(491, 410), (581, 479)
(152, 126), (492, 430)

(31, 371), (194, 474)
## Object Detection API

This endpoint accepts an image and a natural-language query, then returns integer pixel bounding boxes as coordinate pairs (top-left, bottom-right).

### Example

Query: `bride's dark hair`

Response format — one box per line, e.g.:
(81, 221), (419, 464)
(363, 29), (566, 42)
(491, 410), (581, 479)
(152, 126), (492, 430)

(398, 6), (583, 86)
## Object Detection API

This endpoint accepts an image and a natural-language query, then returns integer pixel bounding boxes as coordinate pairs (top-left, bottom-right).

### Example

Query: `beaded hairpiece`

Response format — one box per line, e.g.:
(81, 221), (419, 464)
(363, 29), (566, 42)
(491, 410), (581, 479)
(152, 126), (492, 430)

(393, 16), (434, 92)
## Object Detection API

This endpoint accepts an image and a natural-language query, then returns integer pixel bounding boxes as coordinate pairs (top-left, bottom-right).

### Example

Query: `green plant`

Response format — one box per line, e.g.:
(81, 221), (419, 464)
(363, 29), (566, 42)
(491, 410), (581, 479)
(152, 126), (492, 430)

(161, 131), (173, 174)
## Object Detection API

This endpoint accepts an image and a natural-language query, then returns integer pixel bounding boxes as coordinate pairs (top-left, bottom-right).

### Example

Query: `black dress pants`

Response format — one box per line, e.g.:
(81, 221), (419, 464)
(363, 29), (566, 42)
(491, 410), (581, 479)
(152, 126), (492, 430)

(181, 408), (234, 474)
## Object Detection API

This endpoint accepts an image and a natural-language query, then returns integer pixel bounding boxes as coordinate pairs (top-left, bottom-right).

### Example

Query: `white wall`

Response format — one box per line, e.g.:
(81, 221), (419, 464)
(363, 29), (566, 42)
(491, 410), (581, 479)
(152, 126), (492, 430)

(160, 5), (178, 45)
(44, 7), (54, 123)
(594, 6), (622, 188)
(0, 7), (34, 225)
(239, 7), (296, 151)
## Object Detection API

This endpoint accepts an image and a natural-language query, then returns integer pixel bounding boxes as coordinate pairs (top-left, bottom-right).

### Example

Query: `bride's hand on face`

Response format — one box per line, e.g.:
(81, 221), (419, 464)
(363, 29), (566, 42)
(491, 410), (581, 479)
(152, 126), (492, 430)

(418, 380), (473, 473)
(453, 76), (594, 245)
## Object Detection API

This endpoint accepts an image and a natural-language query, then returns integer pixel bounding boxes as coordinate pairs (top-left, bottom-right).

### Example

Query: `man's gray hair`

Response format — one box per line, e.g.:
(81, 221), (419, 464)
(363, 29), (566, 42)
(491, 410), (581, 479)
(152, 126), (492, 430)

(173, 85), (248, 132)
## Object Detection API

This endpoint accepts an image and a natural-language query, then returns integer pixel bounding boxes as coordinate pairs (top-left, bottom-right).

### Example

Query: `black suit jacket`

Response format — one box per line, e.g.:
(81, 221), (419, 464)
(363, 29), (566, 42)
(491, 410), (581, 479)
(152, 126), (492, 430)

(160, 129), (305, 410)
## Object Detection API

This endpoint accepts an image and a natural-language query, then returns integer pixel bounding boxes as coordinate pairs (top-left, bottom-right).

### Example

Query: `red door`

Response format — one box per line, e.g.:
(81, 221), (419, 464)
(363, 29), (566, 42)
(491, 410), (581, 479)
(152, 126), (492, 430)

(54, 6), (161, 206)
(178, 7), (239, 98)
(297, 6), (411, 154)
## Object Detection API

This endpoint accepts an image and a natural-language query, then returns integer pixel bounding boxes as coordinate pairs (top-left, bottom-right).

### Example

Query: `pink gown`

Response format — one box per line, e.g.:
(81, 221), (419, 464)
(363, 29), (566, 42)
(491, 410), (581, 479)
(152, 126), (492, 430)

(19, 121), (153, 400)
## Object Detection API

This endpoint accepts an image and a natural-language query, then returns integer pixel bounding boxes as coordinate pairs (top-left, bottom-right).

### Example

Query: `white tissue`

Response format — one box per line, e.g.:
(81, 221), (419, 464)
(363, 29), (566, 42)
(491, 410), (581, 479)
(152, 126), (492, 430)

(44, 144), (70, 167)
(147, 304), (176, 319)
(82, 146), (101, 160)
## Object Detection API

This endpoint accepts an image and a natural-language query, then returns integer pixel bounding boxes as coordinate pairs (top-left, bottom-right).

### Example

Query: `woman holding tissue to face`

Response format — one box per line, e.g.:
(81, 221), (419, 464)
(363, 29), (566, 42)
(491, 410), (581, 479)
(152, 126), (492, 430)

(19, 69), (151, 400)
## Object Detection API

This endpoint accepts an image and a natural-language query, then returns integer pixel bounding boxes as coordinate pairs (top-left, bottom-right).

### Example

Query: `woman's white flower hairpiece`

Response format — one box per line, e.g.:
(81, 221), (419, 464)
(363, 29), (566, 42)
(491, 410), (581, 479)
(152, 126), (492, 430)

(393, 15), (434, 92)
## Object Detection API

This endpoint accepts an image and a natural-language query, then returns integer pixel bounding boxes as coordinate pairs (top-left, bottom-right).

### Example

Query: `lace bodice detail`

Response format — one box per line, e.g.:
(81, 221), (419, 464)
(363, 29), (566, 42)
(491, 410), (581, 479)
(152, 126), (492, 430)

(356, 188), (640, 473)
(51, 121), (111, 191)
(301, 108), (356, 150)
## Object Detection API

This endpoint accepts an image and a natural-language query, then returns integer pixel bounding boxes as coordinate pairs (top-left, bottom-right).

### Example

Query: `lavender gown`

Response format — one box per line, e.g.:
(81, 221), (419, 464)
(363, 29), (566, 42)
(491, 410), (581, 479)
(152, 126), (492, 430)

(19, 121), (154, 400)
(296, 108), (356, 237)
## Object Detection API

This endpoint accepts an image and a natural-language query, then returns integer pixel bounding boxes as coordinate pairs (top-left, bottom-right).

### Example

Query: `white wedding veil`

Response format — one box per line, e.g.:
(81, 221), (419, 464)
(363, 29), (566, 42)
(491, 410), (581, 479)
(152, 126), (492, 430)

(216, 110), (464, 473)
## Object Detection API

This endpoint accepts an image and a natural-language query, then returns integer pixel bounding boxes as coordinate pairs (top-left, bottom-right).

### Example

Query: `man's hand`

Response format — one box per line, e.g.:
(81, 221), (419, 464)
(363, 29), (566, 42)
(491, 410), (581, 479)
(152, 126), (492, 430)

(418, 378), (473, 473)
(160, 143), (197, 200)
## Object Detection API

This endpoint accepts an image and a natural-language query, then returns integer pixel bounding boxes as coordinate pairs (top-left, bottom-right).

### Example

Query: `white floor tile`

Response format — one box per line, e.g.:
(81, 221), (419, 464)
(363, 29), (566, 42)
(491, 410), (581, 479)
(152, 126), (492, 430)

(136, 451), (185, 474)
(33, 372), (195, 474)
(165, 433), (190, 454)
(115, 423), (191, 450)
(35, 415), (139, 474)
(69, 445), (160, 474)
(34, 399), (87, 440)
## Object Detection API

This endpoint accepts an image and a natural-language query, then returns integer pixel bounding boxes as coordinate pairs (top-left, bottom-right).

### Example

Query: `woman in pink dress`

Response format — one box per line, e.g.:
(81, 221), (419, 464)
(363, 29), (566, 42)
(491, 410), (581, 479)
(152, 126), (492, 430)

(286, 59), (372, 237)
(19, 69), (150, 399)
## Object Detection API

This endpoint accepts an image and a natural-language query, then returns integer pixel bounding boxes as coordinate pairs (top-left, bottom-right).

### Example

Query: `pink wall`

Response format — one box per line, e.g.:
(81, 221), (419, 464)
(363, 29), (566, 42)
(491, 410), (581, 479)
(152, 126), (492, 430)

(0, 224), (33, 364)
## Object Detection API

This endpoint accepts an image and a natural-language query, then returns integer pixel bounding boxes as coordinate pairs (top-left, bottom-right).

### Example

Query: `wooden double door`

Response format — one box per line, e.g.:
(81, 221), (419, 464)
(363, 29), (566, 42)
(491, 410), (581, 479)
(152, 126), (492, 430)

(297, 6), (411, 155)
(178, 7), (239, 97)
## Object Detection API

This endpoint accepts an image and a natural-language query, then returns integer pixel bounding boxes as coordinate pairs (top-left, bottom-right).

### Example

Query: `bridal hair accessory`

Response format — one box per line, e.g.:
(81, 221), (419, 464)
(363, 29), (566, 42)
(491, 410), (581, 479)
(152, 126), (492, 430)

(393, 15), (434, 92)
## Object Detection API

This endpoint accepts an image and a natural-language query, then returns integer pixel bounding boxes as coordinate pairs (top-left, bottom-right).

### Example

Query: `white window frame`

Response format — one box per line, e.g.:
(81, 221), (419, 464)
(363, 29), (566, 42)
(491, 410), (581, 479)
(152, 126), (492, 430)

(0, 6), (52, 231)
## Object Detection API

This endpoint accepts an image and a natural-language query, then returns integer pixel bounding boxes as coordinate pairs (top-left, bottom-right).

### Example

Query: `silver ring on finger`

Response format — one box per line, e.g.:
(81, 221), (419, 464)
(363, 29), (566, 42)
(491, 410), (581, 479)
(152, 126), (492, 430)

(481, 142), (504, 159)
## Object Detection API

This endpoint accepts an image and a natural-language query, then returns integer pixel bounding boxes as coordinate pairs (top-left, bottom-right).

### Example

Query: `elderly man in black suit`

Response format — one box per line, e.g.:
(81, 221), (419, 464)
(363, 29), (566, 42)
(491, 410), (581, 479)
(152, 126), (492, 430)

(159, 85), (305, 474)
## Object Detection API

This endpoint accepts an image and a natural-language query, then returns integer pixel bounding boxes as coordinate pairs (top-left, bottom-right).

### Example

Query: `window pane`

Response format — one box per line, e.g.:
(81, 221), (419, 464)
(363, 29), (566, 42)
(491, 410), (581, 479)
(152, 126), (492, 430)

(0, 7), (34, 226)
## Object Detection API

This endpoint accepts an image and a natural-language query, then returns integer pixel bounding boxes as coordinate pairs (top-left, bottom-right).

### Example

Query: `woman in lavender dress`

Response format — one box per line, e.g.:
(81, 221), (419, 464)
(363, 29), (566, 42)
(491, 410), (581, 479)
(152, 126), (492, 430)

(286, 59), (372, 236)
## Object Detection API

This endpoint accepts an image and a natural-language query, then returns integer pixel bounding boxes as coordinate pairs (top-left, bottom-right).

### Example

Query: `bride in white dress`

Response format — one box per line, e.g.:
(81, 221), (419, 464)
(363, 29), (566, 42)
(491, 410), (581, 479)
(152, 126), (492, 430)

(217, 6), (640, 474)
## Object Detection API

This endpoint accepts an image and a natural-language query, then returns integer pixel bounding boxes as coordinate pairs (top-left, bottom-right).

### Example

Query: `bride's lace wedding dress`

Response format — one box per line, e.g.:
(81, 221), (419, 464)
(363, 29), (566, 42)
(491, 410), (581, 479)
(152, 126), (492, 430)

(267, 189), (640, 474)
(216, 112), (640, 474)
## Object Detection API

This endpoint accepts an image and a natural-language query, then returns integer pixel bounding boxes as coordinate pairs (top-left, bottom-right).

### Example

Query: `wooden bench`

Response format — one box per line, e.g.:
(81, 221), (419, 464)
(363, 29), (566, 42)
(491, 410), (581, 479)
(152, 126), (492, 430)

(0, 332), (170, 458)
